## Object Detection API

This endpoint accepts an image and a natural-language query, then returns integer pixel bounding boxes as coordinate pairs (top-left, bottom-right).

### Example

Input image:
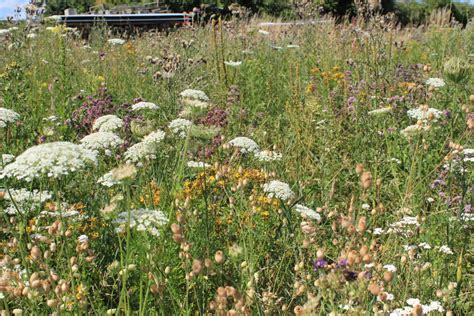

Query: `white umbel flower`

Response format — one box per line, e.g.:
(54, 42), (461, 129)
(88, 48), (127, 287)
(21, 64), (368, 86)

(400, 124), (429, 137)
(263, 180), (295, 201)
(368, 107), (392, 116)
(108, 38), (125, 45)
(425, 78), (445, 88)
(93, 115), (123, 132)
(123, 130), (165, 164)
(254, 150), (282, 161)
(80, 132), (123, 156)
(228, 137), (260, 154)
(97, 170), (120, 187)
(0, 107), (20, 128)
(2, 154), (15, 164)
(169, 118), (192, 138)
(179, 89), (209, 109)
(132, 101), (159, 111)
(438, 245), (453, 255)
(3, 188), (53, 215)
(187, 161), (210, 168)
(407, 107), (443, 121)
(0, 142), (97, 181)
(294, 204), (321, 221)
(113, 208), (169, 237)
(383, 264), (397, 272)
(224, 61), (242, 67)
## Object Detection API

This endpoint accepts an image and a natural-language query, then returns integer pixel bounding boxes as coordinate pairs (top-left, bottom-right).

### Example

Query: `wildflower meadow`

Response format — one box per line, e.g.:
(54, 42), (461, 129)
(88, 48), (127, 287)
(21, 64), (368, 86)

(0, 12), (473, 316)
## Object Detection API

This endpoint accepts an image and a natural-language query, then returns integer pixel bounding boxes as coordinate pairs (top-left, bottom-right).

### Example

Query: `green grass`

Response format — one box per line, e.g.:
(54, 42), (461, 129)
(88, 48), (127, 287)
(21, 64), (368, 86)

(0, 16), (473, 315)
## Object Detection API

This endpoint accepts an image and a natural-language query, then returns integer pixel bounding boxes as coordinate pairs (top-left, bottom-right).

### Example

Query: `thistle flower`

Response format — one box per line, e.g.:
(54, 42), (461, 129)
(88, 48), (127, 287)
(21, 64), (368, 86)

(132, 101), (159, 111)
(113, 208), (168, 237)
(263, 180), (295, 201)
(80, 132), (123, 156)
(0, 107), (20, 128)
(425, 78), (445, 88)
(169, 118), (192, 138)
(92, 115), (123, 132)
(228, 137), (260, 154)
(1, 142), (97, 181)
(294, 204), (321, 221)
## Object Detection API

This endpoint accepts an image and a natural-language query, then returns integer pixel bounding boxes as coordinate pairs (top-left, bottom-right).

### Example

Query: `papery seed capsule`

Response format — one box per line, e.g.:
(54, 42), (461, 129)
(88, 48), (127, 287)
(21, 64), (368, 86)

(383, 271), (393, 282)
(31, 246), (41, 260)
(368, 283), (380, 295)
(47, 299), (58, 307)
(214, 251), (224, 264)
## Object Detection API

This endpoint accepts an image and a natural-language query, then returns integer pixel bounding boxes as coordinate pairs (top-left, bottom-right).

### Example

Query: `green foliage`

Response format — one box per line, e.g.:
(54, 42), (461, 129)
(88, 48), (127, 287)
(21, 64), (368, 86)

(46, 0), (95, 14)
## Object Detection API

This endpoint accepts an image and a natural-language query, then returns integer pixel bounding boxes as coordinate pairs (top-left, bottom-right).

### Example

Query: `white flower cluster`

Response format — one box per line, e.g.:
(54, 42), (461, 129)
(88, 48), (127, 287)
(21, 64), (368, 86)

(390, 299), (444, 316)
(2, 154), (15, 165)
(400, 124), (429, 138)
(425, 77), (445, 88)
(438, 245), (453, 255)
(294, 204), (321, 221)
(463, 148), (474, 163)
(383, 264), (397, 272)
(0, 107), (20, 128)
(407, 107), (443, 122)
(254, 150), (282, 162)
(187, 161), (210, 168)
(263, 180), (295, 201)
(179, 89), (209, 109)
(113, 208), (169, 237)
(93, 115), (124, 132)
(3, 188), (53, 215)
(368, 107), (392, 116)
(228, 137), (260, 154)
(386, 216), (420, 236)
(224, 61), (242, 67)
(1, 142), (97, 181)
(132, 101), (159, 111)
(80, 132), (123, 156)
(124, 130), (166, 164)
(97, 170), (121, 187)
(108, 38), (125, 45)
(169, 118), (192, 138)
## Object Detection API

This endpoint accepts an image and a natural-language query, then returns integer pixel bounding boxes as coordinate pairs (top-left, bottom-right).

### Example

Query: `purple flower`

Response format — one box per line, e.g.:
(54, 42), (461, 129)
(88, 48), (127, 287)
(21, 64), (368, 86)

(313, 258), (328, 271)
(337, 259), (348, 268)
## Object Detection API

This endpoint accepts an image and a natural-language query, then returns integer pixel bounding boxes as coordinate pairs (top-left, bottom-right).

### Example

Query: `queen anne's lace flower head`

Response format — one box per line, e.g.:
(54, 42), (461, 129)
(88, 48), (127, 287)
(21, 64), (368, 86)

(132, 101), (159, 111)
(294, 204), (321, 221)
(0, 142), (97, 181)
(228, 137), (260, 154)
(93, 115), (123, 132)
(124, 130), (166, 164)
(169, 118), (192, 138)
(3, 188), (53, 215)
(254, 150), (282, 161)
(113, 208), (169, 237)
(187, 161), (210, 168)
(407, 107), (443, 122)
(368, 107), (392, 116)
(425, 78), (445, 88)
(108, 38), (125, 45)
(179, 89), (209, 109)
(80, 132), (123, 156)
(0, 107), (20, 128)
(263, 180), (295, 201)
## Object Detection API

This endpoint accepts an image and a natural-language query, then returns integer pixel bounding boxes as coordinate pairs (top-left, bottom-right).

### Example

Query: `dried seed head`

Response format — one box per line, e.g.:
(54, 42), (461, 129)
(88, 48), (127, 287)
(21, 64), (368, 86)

(360, 171), (372, 189)
(30, 246), (41, 261)
(368, 283), (380, 296)
(192, 259), (202, 275)
(294, 305), (304, 315)
(214, 251), (225, 264)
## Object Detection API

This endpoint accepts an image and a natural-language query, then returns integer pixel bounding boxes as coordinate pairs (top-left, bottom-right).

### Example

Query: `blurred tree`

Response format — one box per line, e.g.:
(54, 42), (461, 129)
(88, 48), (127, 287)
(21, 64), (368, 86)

(46, 0), (95, 14)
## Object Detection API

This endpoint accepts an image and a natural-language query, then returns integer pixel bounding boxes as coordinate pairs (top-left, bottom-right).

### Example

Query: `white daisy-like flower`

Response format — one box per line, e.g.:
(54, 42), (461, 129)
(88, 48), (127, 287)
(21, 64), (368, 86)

(294, 204), (321, 221)
(439, 245), (453, 255)
(132, 101), (159, 111)
(254, 150), (282, 162)
(407, 107), (443, 121)
(93, 115), (123, 132)
(0, 142), (97, 181)
(113, 208), (168, 237)
(224, 61), (242, 67)
(368, 107), (392, 116)
(383, 264), (397, 272)
(263, 180), (295, 201)
(228, 137), (260, 154)
(425, 78), (445, 88)
(80, 132), (123, 156)
(0, 107), (20, 128)
(169, 118), (192, 138)
(187, 161), (210, 168)
(108, 38), (125, 45)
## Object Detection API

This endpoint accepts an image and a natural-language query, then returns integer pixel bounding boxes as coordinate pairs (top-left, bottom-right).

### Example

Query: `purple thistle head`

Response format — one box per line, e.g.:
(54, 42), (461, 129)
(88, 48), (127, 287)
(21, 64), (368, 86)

(313, 258), (328, 271)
